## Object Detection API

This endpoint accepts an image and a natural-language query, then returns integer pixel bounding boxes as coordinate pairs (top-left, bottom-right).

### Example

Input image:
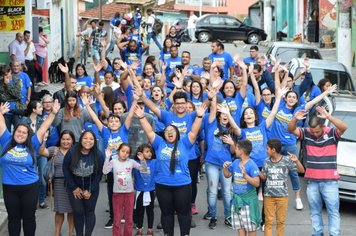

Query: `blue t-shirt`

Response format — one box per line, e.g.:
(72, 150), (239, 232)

(145, 99), (170, 133)
(76, 75), (93, 87)
(187, 92), (208, 108)
(221, 93), (244, 125)
(228, 158), (259, 195)
(133, 159), (156, 192)
(123, 47), (144, 75)
(100, 125), (129, 151)
(256, 100), (271, 124)
(42, 111), (60, 147)
(193, 67), (209, 77)
(152, 135), (193, 186)
(209, 52), (233, 80)
(204, 118), (232, 166)
(243, 57), (256, 64)
(17, 72), (32, 103)
(159, 50), (171, 63)
(159, 110), (196, 135)
(240, 121), (269, 167)
(269, 100), (304, 145)
(164, 56), (182, 88)
(0, 130), (41, 185)
(98, 65), (113, 82)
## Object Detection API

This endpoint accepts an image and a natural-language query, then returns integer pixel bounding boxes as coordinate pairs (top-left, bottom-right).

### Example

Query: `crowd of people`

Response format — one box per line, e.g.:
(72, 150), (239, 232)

(0, 8), (347, 236)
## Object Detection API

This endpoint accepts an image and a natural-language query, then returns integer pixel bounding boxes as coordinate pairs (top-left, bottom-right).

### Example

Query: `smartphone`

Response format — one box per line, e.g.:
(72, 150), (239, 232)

(176, 65), (184, 72)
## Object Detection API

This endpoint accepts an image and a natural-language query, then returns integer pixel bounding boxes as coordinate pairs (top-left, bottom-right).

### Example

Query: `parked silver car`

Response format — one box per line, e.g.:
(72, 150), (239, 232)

(288, 58), (355, 91)
(266, 42), (322, 63)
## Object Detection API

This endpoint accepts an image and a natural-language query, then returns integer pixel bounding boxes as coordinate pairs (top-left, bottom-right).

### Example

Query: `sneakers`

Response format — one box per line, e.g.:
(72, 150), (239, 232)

(190, 219), (196, 228)
(39, 203), (49, 209)
(296, 198), (304, 210)
(203, 211), (212, 220)
(121, 219), (125, 224)
(224, 217), (232, 229)
(105, 219), (113, 229)
(156, 223), (162, 229)
(191, 203), (199, 215)
(261, 224), (265, 232)
(208, 218), (217, 229)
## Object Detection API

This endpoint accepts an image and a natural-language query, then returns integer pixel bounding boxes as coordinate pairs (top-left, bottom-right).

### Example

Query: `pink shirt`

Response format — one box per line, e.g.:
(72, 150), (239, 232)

(34, 35), (48, 58)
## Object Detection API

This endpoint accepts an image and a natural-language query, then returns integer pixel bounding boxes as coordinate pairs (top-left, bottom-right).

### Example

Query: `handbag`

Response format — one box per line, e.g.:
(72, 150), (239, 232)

(44, 147), (59, 210)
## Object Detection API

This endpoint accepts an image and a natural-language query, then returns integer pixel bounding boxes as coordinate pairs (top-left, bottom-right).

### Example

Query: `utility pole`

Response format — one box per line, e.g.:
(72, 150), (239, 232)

(264, 0), (272, 41)
(99, 0), (102, 21)
(337, 0), (352, 73)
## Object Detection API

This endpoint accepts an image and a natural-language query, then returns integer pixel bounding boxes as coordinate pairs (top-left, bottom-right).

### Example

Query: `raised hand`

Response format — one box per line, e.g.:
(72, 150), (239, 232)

(302, 57), (310, 69)
(131, 60), (140, 70)
(276, 87), (289, 98)
(52, 99), (61, 114)
(316, 106), (330, 119)
(137, 152), (144, 161)
(221, 134), (234, 145)
(93, 61), (103, 73)
(326, 84), (337, 94)
(217, 104), (230, 115)
(0, 102), (10, 114)
(172, 76), (183, 89)
(81, 94), (90, 106)
(235, 57), (247, 69)
(58, 63), (69, 74)
(93, 83), (101, 96)
(161, 62), (168, 71)
(288, 152), (299, 163)
(105, 148), (112, 159)
(294, 110), (308, 120)
(196, 103), (207, 117)
(134, 104), (145, 118)
(223, 161), (232, 169)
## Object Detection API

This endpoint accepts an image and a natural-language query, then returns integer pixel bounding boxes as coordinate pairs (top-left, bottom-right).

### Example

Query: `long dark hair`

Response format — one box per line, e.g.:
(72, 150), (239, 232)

(64, 91), (81, 122)
(70, 130), (99, 173)
(164, 125), (180, 174)
(26, 100), (41, 116)
(220, 80), (236, 98)
(75, 63), (88, 78)
(240, 107), (259, 128)
(134, 143), (155, 160)
(1, 124), (35, 163)
(284, 90), (299, 112)
(190, 81), (204, 102)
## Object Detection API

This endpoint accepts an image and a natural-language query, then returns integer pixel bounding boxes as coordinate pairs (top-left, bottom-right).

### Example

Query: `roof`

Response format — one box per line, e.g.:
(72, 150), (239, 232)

(271, 42), (319, 49)
(79, 3), (129, 21)
(291, 58), (347, 71)
(151, 1), (177, 13)
(114, 0), (155, 6)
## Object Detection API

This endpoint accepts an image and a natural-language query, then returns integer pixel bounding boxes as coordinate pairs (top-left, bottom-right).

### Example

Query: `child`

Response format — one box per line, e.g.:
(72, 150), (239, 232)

(133, 144), (156, 236)
(223, 140), (261, 236)
(103, 143), (147, 236)
(260, 139), (304, 236)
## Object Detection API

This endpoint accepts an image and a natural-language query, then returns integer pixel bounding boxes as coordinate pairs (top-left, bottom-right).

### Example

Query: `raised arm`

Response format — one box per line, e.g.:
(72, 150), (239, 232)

(36, 100), (60, 143)
(139, 86), (162, 119)
(58, 63), (70, 91)
(235, 58), (248, 99)
(93, 83), (110, 118)
(103, 148), (113, 174)
(304, 84), (337, 111)
(0, 102), (10, 137)
(188, 104), (207, 144)
(265, 87), (288, 128)
(316, 106), (347, 135)
(287, 110), (307, 138)
(124, 96), (137, 129)
(82, 95), (104, 132)
(134, 104), (155, 143)
(249, 64), (261, 104)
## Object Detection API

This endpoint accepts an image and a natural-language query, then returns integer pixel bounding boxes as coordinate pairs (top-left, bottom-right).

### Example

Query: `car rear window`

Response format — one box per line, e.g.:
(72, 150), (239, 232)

(330, 111), (356, 142)
(276, 48), (321, 62)
(209, 16), (225, 25)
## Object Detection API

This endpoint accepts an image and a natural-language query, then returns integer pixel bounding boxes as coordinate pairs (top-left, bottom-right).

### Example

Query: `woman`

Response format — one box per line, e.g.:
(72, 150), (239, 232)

(112, 100), (127, 117)
(39, 130), (76, 236)
(52, 91), (92, 142)
(166, 26), (181, 47)
(62, 130), (104, 236)
(134, 102), (207, 236)
(145, 55), (160, 75)
(187, 81), (207, 108)
(0, 100), (60, 236)
(34, 26), (49, 67)
(159, 38), (172, 66)
(75, 64), (93, 88)
(112, 57), (124, 81)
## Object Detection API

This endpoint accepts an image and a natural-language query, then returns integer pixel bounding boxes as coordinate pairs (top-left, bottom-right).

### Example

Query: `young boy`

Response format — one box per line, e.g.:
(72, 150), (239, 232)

(223, 140), (260, 236)
(260, 138), (304, 236)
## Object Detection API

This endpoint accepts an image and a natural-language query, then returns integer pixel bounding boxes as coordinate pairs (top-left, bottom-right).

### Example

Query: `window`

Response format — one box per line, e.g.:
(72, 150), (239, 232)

(225, 17), (239, 26)
(209, 16), (224, 25)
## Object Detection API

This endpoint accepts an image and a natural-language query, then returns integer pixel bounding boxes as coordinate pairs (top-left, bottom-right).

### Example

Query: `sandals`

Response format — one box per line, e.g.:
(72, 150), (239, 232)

(146, 228), (154, 236)
(135, 228), (143, 236)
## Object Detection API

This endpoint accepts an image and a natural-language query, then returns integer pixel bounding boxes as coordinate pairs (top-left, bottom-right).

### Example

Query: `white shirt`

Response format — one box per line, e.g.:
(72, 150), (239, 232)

(187, 14), (198, 29)
(147, 14), (155, 33)
(24, 42), (36, 60)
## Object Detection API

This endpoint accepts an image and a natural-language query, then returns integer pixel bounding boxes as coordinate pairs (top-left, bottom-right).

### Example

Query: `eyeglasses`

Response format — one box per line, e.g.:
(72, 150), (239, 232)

(262, 94), (272, 97)
(164, 129), (176, 134)
(113, 62), (120, 65)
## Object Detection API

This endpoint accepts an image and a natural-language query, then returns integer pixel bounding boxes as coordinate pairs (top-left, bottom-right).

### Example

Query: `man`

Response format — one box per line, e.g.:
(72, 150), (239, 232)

(243, 45), (259, 64)
(8, 32), (26, 65)
(208, 41), (234, 80)
(288, 106), (347, 236)
(191, 57), (211, 81)
(89, 21), (107, 65)
(277, 21), (288, 41)
(145, 8), (163, 55)
(187, 11), (198, 43)
(118, 39), (149, 75)
(106, 12), (122, 56)
(164, 45), (182, 89)
(23, 30), (37, 86)
(180, 51), (195, 81)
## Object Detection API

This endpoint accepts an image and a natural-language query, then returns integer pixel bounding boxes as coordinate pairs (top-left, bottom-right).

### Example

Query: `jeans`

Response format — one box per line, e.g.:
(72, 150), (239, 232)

(36, 55), (45, 67)
(113, 192), (135, 236)
(205, 162), (231, 218)
(264, 196), (288, 236)
(91, 48), (101, 64)
(105, 39), (117, 57)
(68, 190), (99, 236)
(3, 182), (39, 236)
(281, 144), (301, 191)
(37, 155), (47, 204)
(307, 181), (340, 236)
(146, 32), (162, 54)
(156, 183), (191, 236)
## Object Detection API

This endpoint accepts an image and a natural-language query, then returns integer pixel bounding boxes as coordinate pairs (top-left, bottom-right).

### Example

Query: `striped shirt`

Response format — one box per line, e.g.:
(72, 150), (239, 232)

(298, 126), (340, 181)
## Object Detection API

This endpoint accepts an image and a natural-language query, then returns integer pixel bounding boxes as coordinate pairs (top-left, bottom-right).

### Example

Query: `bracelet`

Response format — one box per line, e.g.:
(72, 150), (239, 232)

(208, 97), (213, 101)
(197, 115), (203, 118)
(138, 116), (145, 119)
(176, 87), (182, 90)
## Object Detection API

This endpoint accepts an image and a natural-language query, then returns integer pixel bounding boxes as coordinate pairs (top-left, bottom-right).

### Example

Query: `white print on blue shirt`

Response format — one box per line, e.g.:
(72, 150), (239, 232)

(171, 120), (187, 135)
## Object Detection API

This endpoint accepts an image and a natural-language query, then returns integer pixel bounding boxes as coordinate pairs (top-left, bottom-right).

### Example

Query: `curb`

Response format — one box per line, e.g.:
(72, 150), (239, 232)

(0, 199), (7, 234)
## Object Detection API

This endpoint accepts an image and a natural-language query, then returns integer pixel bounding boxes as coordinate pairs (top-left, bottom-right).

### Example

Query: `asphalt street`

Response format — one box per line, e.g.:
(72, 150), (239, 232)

(9, 41), (356, 236)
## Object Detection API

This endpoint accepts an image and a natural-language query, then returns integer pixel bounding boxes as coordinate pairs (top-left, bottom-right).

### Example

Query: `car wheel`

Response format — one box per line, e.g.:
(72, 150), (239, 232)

(247, 33), (260, 44)
(198, 32), (210, 43)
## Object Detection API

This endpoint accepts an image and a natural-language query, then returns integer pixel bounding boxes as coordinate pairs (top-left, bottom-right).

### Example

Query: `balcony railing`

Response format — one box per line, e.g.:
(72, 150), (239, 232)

(175, 0), (227, 7)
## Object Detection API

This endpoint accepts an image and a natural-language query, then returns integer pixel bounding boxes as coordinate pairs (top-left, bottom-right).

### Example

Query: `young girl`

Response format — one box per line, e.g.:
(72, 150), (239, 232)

(103, 143), (147, 236)
(133, 144), (156, 236)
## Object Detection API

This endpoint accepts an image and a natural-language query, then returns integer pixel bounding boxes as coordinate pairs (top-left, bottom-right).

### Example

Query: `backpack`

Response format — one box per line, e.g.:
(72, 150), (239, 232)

(153, 18), (163, 35)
